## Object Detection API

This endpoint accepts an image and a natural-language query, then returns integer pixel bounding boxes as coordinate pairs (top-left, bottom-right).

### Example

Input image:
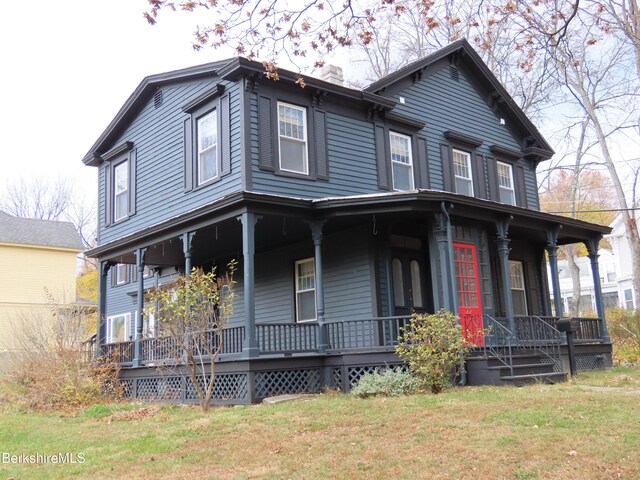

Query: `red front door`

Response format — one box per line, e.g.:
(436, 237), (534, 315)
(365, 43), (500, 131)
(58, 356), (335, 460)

(453, 243), (484, 346)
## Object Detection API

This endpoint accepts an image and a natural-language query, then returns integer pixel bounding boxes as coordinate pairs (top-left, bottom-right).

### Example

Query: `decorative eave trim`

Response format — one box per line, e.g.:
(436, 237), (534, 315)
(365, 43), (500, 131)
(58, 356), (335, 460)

(385, 112), (426, 130)
(444, 130), (483, 148)
(490, 144), (522, 160)
(523, 146), (554, 166)
(97, 141), (134, 163)
(181, 84), (226, 113)
(219, 57), (397, 110)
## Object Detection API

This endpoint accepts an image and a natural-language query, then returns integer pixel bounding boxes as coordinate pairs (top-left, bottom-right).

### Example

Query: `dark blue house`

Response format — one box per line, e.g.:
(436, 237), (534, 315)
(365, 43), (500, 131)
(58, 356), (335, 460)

(84, 40), (612, 404)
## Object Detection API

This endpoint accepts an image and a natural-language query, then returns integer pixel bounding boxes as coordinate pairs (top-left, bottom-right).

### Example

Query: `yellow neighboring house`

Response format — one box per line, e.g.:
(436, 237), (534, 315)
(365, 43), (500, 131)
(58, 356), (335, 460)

(0, 210), (83, 354)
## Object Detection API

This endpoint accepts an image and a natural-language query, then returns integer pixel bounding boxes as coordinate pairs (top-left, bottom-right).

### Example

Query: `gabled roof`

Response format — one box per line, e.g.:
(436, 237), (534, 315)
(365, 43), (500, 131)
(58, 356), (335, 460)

(0, 210), (83, 251)
(365, 39), (553, 156)
(82, 59), (232, 166)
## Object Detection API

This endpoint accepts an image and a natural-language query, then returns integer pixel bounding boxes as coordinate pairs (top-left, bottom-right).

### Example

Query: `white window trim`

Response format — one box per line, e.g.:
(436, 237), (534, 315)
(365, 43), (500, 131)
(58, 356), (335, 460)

(115, 263), (128, 285)
(509, 260), (528, 315)
(390, 131), (415, 191)
(106, 313), (132, 344)
(452, 149), (474, 196)
(295, 257), (316, 323)
(497, 161), (516, 205)
(277, 102), (309, 175)
(197, 109), (219, 185)
(113, 160), (129, 222)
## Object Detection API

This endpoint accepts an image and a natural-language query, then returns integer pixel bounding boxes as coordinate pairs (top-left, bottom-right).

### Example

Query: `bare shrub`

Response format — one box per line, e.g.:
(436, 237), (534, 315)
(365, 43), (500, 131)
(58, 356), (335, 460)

(607, 308), (640, 365)
(5, 292), (121, 410)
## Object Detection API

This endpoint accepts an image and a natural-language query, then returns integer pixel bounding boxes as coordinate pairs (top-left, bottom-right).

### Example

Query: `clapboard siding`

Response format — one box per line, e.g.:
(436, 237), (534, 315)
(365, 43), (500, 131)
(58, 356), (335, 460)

(99, 79), (243, 244)
(237, 227), (375, 324)
(390, 66), (539, 208)
(523, 166), (539, 209)
(250, 101), (379, 197)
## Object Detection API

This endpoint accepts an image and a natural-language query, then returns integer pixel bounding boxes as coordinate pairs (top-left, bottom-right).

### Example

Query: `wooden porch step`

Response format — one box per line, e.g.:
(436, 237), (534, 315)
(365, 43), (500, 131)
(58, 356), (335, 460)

(500, 372), (567, 386)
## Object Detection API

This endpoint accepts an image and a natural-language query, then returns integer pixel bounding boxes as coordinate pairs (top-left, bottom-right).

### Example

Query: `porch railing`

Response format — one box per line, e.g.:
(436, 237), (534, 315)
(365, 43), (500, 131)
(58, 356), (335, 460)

(103, 340), (134, 364)
(327, 316), (410, 351)
(257, 323), (317, 354)
(140, 326), (246, 363)
(537, 316), (603, 344)
(482, 315), (513, 375)
(514, 315), (562, 371)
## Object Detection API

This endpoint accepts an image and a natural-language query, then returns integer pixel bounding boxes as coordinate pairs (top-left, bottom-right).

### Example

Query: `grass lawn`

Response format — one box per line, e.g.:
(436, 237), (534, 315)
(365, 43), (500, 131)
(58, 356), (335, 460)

(1, 366), (639, 480)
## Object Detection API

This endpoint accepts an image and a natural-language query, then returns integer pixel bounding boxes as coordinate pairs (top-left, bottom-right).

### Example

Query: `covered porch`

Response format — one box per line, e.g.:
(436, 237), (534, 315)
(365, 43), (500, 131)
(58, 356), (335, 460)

(88, 190), (612, 401)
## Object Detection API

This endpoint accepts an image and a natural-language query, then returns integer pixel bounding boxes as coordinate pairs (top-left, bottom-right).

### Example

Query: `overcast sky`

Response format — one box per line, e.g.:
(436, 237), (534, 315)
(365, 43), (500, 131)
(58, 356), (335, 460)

(0, 0), (242, 204)
(1, 1), (637, 210)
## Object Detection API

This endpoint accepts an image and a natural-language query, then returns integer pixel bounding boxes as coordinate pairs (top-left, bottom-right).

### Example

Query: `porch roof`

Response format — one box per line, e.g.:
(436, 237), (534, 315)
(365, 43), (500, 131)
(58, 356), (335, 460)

(87, 189), (610, 261)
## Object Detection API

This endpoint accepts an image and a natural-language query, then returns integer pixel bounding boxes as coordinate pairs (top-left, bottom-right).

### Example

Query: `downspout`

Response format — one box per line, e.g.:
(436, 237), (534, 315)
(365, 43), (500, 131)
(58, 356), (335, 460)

(441, 201), (466, 386)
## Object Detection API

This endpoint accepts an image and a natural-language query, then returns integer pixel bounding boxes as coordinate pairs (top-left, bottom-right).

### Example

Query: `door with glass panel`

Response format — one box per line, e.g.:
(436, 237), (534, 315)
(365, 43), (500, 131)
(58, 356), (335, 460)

(452, 242), (484, 346)
(391, 253), (428, 317)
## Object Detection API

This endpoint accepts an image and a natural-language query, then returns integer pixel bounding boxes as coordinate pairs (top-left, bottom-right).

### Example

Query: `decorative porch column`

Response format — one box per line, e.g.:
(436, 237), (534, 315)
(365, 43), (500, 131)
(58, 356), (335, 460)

(585, 235), (611, 342)
(434, 202), (456, 312)
(241, 212), (259, 358)
(182, 232), (195, 277)
(133, 247), (147, 367)
(96, 261), (112, 358)
(309, 221), (327, 354)
(496, 216), (515, 335)
(545, 225), (564, 319)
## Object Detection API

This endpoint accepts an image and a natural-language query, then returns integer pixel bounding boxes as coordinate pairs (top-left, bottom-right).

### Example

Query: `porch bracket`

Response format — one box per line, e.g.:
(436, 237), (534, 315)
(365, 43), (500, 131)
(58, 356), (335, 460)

(133, 247), (148, 367)
(96, 261), (113, 359)
(308, 220), (327, 354)
(496, 216), (515, 337)
(240, 212), (259, 358)
(182, 231), (196, 278)
(545, 224), (564, 319)
(585, 235), (610, 342)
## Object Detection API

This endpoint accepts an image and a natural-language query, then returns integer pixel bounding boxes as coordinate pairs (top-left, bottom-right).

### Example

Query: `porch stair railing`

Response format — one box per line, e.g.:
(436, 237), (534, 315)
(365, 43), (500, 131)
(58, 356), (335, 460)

(514, 315), (563, 372)
(482, 315), (513, 376)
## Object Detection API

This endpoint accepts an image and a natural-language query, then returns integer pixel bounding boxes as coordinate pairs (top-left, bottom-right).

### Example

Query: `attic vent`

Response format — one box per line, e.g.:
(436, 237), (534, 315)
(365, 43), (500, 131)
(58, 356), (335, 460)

(449, 65), (459, 81)
(154, 90), (164, 109)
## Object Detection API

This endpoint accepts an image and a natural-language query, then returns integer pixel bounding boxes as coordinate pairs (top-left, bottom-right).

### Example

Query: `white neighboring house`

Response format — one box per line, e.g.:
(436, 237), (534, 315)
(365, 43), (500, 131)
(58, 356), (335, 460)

(606, 211), (639, 310)
(550, 249), (620, 316)
(548, 210), (639, 315)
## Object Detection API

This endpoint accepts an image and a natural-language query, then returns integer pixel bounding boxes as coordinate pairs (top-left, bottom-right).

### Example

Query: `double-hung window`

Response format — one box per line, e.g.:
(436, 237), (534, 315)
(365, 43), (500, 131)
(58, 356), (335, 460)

(390, 132), (414, 191)
(509, 261), (528, 315)
(295, 258), (316, 322)
(197, 110), (218, 185)
(497, 161), (516, 205)
(113, 160), (129, 222)
(114, 263), (129, 285)
(106, 313), (131, 343)
(278, 102), (308, 175)
(453, 149), (473, 196)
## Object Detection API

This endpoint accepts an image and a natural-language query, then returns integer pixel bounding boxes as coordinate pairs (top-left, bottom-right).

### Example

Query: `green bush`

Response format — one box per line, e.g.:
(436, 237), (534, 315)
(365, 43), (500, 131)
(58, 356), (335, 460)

(395, 310), (470, 394)
(607, 308), (640, 365)
(350, 368), (419, 398)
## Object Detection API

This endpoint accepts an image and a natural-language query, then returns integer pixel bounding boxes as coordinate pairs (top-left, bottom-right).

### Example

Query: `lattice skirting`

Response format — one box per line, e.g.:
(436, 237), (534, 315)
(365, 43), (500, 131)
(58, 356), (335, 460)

(121, 373), (249, 403)
(331, 363), (406, 391)
(575, 353), (612, 372)
(255, 369), (321, 399)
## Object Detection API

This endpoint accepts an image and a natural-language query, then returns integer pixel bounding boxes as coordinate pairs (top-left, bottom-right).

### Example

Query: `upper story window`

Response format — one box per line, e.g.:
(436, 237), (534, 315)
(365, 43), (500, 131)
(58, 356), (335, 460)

(295, 258), (316, 322)
(103, 141), (136, 227)
(453, 149), (473, 196)
(390, 132), (414, 191)
(278, 102), (308, 175)
(197, 110), (218, 185)
(113, 160), (129, 222)
(497, 161), (515, 205)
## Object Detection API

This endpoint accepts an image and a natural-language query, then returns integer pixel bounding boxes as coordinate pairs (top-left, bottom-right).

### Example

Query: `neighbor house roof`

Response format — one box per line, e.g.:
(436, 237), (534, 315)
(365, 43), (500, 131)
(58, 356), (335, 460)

(0, 210), (83, 251)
